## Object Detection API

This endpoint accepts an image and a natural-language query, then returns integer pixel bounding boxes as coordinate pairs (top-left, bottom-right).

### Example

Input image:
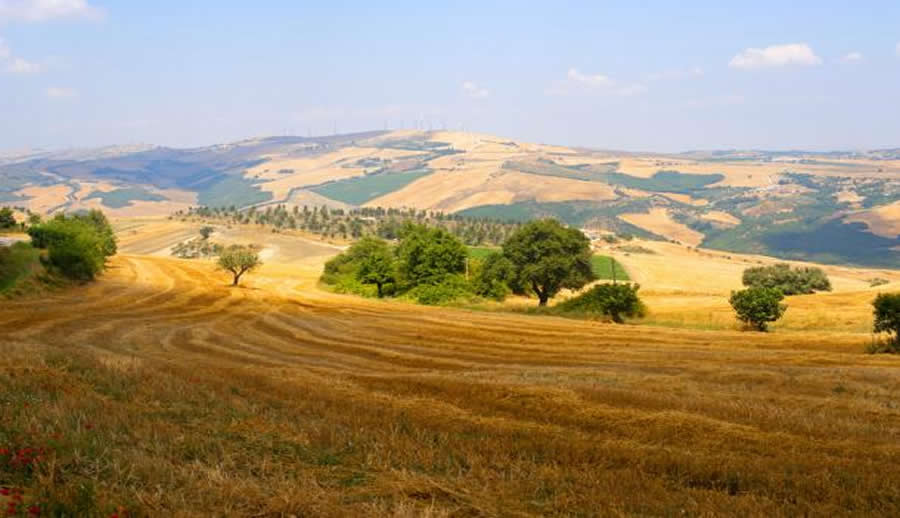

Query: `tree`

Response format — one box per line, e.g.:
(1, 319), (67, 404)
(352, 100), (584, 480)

(472, 252), (515, 301)
(353, 237), (396, 297)
(742, 263), (831, 295)
(26, 210), (117, 281)
(557, 283), (645, 323)
(395, 225), (467, 287)
(0, 207), (16, 229)
(217, 245), (261, 286)
(872, 293), (900, 351)
(502, 219), (595, 306)
(729, 287), (787, 331)
(199, 226), (214, 240)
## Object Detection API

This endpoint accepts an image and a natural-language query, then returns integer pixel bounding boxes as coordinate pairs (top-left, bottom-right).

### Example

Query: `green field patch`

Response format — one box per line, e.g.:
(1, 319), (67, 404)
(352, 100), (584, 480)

(84, 187), (166, 208)
(467, 246), (499, 260)
(503, 159), (618, 182)
(591, 255), (629, 281)
(599, 170), (724, 194)
(310, 169), (433, 205)
(196, 174), (273, 208)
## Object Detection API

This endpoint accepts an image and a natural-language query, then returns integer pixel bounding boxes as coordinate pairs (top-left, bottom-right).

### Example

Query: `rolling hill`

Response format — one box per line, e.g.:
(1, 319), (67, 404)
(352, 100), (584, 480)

(2, 130), (899, 266)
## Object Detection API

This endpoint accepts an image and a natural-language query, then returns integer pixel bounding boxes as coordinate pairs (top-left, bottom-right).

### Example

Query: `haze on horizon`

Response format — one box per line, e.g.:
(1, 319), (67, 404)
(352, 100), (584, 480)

(2, 0), (900, 153)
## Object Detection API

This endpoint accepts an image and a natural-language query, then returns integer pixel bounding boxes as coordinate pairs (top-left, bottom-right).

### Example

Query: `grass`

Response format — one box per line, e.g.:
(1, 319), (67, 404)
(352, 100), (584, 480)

(84, 187), (165, 209)
(591, 254), (629, 281)
(0, 241), (40, 293)
(3, 253), (899, 515)
(310, 169), (433, 205)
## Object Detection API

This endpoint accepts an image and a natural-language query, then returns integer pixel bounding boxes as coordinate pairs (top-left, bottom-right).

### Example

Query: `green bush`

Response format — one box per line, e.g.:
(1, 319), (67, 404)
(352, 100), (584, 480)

(742, 263), (831, 295)
(556, 283), (646, 323)
(396, 225), (467, 288)
(409, 275), (473, 305)
(729, 287), (787, 331)
(27, 210), (117, 281)
(871, 293), (900, 353)
(472, 252), (515, 301)
(0, 207), (16, 229)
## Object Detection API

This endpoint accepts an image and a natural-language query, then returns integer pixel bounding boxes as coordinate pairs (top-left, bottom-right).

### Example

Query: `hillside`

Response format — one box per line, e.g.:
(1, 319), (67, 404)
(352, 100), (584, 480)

(2, 219), (900, 515)
(2, 130), (899, 266)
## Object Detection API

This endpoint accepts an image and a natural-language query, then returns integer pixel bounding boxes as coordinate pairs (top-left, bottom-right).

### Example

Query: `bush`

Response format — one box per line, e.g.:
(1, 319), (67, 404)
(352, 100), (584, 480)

(872, 293), (900, 352)
(472, 252), (515, 301)
(395, 225), (467, 288)
(729, 287), (787, 331)
(0, 207), (16, 229)
(556, 283), (646, 323)
(409, 275), (473, 305)
(742, 263), (831, 295)
(26, 210), (117, 281)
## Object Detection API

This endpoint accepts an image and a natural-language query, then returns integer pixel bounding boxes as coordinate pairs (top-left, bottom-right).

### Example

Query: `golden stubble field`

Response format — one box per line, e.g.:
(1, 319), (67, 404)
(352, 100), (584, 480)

(1, 221), (899, 516)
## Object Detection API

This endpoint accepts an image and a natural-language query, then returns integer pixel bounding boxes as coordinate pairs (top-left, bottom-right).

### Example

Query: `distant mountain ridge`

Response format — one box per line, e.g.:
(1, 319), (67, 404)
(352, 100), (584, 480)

(2, 130), (898, 267)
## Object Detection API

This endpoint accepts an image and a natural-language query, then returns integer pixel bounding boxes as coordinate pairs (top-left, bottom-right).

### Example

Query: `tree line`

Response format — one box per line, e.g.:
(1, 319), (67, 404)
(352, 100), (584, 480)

(173, 205), (523, 246)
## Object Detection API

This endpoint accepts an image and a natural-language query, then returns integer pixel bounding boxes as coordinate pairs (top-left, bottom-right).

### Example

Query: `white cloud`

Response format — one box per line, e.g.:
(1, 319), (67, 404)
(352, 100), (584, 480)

(548, 68), (646, 96)
(7, 56), (39, 73)
(461, 81), (489, 99)
(729, 43), (822, 69)
(46, 86), (76, 98)
(838, 52), (863, 64)
(0, 0), (104, 22)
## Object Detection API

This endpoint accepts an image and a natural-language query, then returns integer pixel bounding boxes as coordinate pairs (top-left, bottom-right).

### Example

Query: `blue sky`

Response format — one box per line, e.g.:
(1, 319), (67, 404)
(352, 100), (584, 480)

(1, 1), (899, 152)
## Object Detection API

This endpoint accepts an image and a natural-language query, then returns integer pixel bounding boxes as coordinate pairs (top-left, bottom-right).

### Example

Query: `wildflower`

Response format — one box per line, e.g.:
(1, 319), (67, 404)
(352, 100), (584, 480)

(28, 504), (41, 516)
(0, 488), (8, 496)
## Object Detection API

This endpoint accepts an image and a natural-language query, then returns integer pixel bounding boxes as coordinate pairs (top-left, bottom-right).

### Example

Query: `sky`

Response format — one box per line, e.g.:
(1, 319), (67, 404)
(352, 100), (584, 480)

(1, 0), (900, 152)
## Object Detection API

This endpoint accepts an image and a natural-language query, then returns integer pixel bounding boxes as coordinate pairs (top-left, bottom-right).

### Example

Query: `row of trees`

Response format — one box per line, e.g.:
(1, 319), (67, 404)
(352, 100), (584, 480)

(321, 219), (646, 321)
(26, 210), (117, 281)
(174, 205), (523, 246)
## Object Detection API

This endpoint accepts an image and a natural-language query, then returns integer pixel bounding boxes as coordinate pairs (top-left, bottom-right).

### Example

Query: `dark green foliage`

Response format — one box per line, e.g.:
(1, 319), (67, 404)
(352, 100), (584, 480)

(0, 207), (16, 229)
(353, 237), (396, 297)
(26, 210), (117, 281)
(742, 263), (831, 295)
(729, 287), (787, 331)
(599, 170), (725, 194)
(217, 245), (261, 286)
(472, 252), (515, 301)
(395, 225), (467, 288)
(199, 226), (214, 239)
(503, 220), (595, 306)
(410, 275), (472, 305)
(872, 293), (900, 352)
(556, 283), (646, 323)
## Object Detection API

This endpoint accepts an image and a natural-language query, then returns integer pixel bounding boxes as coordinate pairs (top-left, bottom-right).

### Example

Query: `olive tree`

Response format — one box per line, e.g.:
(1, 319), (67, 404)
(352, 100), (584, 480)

(729, 287), (787, 331)
(217, 245), (261, 286)
(872, 293), (900, 352)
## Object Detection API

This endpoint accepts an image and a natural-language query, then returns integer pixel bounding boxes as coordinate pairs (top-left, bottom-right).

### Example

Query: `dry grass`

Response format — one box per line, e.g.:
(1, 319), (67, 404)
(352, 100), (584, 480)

(845, 201), (900, 239)
(619, 208), (706, 247)
(2, 244), (900, 516)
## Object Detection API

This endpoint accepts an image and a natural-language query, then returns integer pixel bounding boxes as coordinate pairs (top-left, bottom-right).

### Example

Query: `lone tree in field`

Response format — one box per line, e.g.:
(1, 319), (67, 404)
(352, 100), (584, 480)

(353, 237), (396, 297)
(503, 219), (595, 306)
(199, 226), (214, 240)
(217, 245), (261, 286)
(729, 287), (787, 331)
(872, 293), (900, 352)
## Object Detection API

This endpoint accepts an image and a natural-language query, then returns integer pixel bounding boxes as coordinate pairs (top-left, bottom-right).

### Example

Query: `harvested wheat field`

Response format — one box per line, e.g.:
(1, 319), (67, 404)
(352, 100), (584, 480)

(2, 233), (900, 517)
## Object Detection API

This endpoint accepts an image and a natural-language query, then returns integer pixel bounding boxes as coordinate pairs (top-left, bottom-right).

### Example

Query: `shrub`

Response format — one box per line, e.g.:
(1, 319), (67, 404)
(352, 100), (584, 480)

(472, 252), (515, 301)
(872, 293), (900, 353)
(556, 283), (646, 323)
(729, 287), (787, 331)
(26, 211), (117, 281)
(869, 278), (890, 288)
(742, 263), (831, 295)
(410, 275), (473, 305)
(0, 207), (16, 229)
